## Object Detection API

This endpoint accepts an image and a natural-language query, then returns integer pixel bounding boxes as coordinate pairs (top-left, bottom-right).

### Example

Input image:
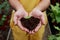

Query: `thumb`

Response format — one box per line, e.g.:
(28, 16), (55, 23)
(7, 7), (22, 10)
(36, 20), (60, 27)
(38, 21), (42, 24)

(41, 15), (45, 25)
(14, 15), (18, 25)
(24, 12), (29, 18)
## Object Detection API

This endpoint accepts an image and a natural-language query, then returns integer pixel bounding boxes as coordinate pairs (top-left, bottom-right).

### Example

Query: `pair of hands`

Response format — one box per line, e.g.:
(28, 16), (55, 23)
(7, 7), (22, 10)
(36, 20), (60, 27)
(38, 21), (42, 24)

(13, 8), (45, 34)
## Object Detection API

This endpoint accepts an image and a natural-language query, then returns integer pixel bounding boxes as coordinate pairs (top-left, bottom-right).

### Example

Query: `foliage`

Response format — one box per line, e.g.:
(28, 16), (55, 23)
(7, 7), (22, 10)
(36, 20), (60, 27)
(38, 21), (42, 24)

(0, 0), (10, 14)
(48, 3), (60, 40)
(48, 3), (60, 32)
(0, 0), (11, 26)
(48, 34), (60, 40)
(48, 27), (60, 40)
(0, 15), (6, 26)
(49, 3), (60, 23)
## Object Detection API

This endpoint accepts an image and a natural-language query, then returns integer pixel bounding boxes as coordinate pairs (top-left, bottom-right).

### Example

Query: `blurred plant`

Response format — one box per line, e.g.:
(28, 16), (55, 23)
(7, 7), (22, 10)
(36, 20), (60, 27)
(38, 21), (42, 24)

(0, 15), (6, 26)
(48, 22), (60, 40)
(49, 3), (60, 23)
(48, 26), (60, 40)
(0, 0), (11, 26)
(48, 3), (60, 29)
(0, 0), (10, 14)
(48, 35), (60, 40)
(48, 3), (60, 40)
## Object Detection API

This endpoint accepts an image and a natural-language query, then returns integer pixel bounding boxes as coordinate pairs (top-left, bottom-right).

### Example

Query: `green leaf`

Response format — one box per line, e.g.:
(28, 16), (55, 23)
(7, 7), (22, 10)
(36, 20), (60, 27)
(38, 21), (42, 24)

(50, 13), (54, 18)
(56, 3), (60, 7)
(2, 15), (6, 18)
(57, 12), (60, 17)
(50, 3), (60, 16)
(56, 37), (60, 40)
(52, 19), (55, 23)
(56, 16), (60, 23)
(1, 17), (6, 21)
(1, 1), (7, 8)
(54, 26), (60, 31)
(24, 16), (31, 19)
(48, 35), (56, 40)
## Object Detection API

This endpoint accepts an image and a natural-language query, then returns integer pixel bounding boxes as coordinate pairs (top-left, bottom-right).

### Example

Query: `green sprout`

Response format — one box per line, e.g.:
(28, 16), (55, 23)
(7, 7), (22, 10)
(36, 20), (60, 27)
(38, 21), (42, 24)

(24, 16), (31, 19)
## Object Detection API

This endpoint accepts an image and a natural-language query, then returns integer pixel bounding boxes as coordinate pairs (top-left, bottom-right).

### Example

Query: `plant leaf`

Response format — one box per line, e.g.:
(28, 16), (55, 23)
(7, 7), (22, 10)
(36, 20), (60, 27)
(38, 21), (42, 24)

(1, 17), (6, 21)
(56, 37), (60, 40)
(56, 16), (60, 23)
(3, 15), (6, 17)
(52, 19), (55, 23)
(54, 26), (60, 31)
(24, 16), (31, 19)
(48, 35), (56, 40)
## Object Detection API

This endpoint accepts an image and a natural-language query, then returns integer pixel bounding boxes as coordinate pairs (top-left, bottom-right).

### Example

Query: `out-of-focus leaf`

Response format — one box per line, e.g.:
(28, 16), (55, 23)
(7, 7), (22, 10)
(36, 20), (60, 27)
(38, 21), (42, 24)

(56, 37), (60, 40)
(56, 16), (60, 23)
(56, 3), (60, 7)
(54, 26), (60, 31)
(2, 15), (6, 18)
(1, 17), (6, 21)
(48, 35), (56, 40)
(52, 19), (55, 23)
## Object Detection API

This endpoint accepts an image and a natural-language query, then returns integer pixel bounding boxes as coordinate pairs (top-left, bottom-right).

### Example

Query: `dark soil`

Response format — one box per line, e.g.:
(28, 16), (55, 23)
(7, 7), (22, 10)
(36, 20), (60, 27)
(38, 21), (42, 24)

(20, 16), (40, 31)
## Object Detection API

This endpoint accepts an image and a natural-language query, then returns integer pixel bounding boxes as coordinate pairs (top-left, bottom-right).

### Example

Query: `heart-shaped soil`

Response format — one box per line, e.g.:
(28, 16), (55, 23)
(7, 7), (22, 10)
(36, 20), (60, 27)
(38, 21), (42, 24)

(20, 17), (40, 31)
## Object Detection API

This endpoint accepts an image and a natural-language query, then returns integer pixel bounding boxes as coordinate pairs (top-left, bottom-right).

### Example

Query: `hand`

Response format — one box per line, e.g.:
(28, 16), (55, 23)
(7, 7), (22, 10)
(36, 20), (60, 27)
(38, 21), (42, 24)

(29, 8), (45, 34)
(13, 9), (29, 32)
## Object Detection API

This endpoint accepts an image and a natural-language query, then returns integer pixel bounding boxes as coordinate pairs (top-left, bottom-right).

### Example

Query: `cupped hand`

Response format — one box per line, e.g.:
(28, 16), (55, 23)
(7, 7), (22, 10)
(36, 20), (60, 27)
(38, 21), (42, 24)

(29, 8), (45, 34)
(13, 9), (29, 32)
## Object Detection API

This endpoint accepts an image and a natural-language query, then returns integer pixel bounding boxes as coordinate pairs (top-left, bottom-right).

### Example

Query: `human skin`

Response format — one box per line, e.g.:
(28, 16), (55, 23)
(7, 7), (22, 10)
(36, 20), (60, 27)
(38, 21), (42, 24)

(9, 0), (50, 34)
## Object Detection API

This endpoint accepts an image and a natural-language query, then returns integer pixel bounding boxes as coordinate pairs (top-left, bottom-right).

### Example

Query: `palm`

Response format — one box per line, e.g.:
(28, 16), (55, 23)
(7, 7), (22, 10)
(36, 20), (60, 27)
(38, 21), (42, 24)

(29, 8), (45, 34)
(13, 9), (29, 32)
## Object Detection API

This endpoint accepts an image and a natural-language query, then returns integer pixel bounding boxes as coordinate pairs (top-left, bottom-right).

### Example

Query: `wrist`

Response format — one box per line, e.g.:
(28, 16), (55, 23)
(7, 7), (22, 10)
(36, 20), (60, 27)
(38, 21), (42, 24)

(16, 5), (25, 11)
(34, 7), (42, 12)
(35, 6), (43, 12)
(16, 7), (25, 11)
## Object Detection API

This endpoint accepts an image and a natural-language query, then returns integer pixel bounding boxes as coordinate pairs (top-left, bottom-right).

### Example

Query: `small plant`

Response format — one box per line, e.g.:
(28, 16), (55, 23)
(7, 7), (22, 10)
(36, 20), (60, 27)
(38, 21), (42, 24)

(24, 16), (31, 19)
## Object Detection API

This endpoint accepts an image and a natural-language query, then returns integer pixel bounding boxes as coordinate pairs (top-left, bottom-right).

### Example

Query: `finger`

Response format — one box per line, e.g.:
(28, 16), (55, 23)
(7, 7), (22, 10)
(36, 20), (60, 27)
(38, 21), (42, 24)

(14, 14), (18, 25)
(29, 31), (32, 34)
(18, 20), (29, 32)
(24, 28), (29, 32)
(31, 31), (35, 34)
(17, 13), (24, 20)
(41, 15), (45, 25)
(34, 22), (41, 32)
(24, 12), (28, 17)
(17, 20), (25, 31)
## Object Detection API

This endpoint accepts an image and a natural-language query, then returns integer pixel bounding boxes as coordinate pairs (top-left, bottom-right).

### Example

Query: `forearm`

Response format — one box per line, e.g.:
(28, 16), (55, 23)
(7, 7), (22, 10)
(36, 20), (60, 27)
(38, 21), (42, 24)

(9, 0), (24, 10)
(36, 0), (50, 11)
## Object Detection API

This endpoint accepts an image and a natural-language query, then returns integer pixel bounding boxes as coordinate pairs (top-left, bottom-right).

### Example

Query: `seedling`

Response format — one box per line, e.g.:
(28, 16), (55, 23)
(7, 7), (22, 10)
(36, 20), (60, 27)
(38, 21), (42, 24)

(24, 16), (31, 19)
